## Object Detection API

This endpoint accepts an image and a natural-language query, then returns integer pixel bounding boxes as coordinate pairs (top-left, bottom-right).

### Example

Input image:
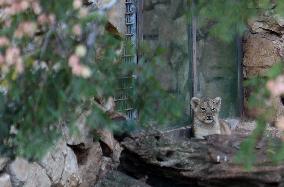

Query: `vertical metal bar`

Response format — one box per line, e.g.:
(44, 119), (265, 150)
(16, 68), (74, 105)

(136, 0), (143, 62)
(236, 35), (244, 117)
(188, 0), (197, 121)
(187, 1), (193, 123)
(191, 0), (197, 97)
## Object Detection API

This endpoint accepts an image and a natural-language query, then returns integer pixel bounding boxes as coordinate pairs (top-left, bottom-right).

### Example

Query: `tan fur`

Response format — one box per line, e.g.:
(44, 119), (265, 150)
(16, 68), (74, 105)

(191, 97), (231, 139)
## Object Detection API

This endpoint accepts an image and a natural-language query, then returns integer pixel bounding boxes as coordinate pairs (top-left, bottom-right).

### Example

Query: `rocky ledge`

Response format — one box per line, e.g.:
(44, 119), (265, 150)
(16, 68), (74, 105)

(120, 127), (284, 187)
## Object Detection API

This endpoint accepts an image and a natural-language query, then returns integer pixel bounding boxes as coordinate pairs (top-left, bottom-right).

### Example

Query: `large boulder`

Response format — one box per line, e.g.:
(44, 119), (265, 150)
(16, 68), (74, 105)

(8, 157), (30, 187)
(95, 170), (151, 187)
(120, 129), (284, 187)
(243, 15), (284, 120)
(0, 157), (9, 171)
(248, 16), (284, 35)
(0, 173), (12, 187)
(243, 33), (281, 78)
(78, 142), (103, 187)
(96, 129), (123, 162)
(6, 140), (107, 187)
(40, 140), (81, 186)
(23, 163), (51, 187)
(61, 111), (93, 148)
(8, 158), (52, 187)
(107, 0), (125, 35)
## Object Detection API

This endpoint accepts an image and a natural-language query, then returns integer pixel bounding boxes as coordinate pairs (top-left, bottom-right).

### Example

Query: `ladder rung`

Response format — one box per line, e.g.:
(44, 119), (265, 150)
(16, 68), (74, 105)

(126, 22), (135, 25)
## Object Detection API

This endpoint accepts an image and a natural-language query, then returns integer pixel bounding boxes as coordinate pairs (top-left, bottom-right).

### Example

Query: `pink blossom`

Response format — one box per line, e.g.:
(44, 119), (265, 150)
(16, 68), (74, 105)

(5, 47), (21, 66)
(5, 47), (23, 74)
(32, 2), (42, 15)
(48, 14), (56, 25)
(20, 1), (29, 11)
(73, 0), (82, 9)
(267, 76), (284, 96)
(37, 14), (49, 25)
(68, 54), (80, 67)
(5, 1), (31, 16)
(0, 37), (10, 47)
(38, 14), (56, 25)
(72, 24), (82, 36)
(14, 21), (37, 38)
(68, 55), (83, 76)
(15, 59), (24, 73)
(68, 54), (91, 78)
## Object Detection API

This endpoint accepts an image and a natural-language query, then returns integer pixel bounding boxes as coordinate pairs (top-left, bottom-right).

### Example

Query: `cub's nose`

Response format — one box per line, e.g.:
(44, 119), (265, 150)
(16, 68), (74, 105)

(207, 116), (212, 120)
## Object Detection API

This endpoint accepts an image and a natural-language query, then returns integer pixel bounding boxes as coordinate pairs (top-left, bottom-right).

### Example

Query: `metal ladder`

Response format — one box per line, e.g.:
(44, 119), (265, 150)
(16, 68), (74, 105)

(114, 0), (137, 119)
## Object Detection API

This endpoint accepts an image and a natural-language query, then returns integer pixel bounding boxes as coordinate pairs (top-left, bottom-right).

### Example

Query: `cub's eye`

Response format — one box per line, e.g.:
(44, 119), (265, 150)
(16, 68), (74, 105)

(201, 107), (206, 111)
(211, 108), (216, 111)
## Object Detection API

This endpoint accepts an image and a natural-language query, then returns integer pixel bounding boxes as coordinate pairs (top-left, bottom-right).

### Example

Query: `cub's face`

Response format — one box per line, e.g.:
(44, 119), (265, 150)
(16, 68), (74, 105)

(190, 97), (221, 124)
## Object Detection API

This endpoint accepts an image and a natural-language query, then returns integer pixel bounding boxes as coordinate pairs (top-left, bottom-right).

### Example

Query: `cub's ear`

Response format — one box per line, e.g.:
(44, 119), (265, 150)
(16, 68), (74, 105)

(214, 97), (222, 110)
(191, 97), (200, 110)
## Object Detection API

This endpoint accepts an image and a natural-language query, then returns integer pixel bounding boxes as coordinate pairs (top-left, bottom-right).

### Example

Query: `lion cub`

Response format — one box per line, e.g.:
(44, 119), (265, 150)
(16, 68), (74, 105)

(190, 97), (231, 139)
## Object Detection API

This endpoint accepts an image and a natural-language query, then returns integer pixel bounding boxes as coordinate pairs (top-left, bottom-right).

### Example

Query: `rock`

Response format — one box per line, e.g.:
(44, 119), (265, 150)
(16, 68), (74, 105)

(275, 15), (284, 27)
(225, 118), (241, 130)
(23, 163), (51, 187)
(248, 18), (267, 33)
(97, 129), (116, 154)
(88, 0), (117, 10)
(40, 140), (81, 186)
(0, 157), (9, 171)
(79, 142), (103, 187)
(243, 33), (281, 69)
(161, 126), (191, 141)
(61, 111), (93, 148)
(243, 31), (284, 121)
(120, 129), (284, 187)
(8, 157), (30, 187)
(107, 0), (126, 35)
(111, 142), (123, 163)
(8, 156), (72, 187)
(0, 173), (12, 187)
(243, 15), (284, 121)
(243, 66), (270, 78)
(95, 170), (151, 187)
(96, 129), (123, 162)
(270, 95), (284, 123)
(97, 157), (113, 180)
(248, 16), (284, 35)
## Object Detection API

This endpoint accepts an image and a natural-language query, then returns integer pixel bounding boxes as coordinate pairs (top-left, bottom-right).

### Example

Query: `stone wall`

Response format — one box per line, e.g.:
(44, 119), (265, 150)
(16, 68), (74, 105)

(196, 30), (239, 118)
(142, 0), (192, 122)
(243, 15), (284, 120)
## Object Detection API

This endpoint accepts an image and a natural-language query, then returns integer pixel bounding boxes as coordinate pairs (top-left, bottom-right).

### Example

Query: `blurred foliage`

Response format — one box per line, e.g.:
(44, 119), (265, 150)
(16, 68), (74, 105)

(193, 0), (282, 42)
(0, 0), (183, 159)
(235, 63), (284, 169)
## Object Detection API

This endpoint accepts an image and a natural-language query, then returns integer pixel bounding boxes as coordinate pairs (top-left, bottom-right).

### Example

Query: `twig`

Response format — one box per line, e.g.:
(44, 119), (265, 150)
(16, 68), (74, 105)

(40, 26), (55, 59)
